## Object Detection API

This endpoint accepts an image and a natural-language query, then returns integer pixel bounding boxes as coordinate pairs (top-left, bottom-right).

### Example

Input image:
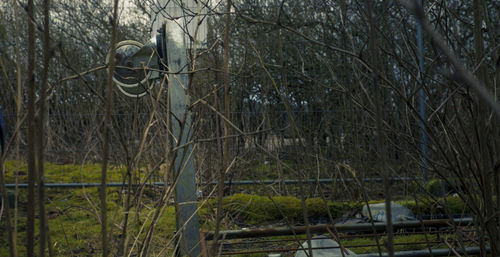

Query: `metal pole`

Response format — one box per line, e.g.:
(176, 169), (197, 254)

(0, 106), (4, 152)
(152, 2), (203, 255)
(357, 247), (488, 257)
(416, 0), (428, 181)
(2, 177), (423, 188)
(216, 246), (484, 256)
(204, 218), (473, 240)
(165, 29), (201, 257)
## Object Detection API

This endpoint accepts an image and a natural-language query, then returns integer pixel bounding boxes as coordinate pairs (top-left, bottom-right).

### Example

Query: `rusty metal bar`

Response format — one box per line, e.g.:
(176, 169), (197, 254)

(220, 240), (480, 256)
(341, 228), (476, 239)
(357, 246), (489, 257)
(220, 245), (351, 255)
(211, 229), (478, 247)
(216, 239), (445, 249)
(204, 218), (473, 240)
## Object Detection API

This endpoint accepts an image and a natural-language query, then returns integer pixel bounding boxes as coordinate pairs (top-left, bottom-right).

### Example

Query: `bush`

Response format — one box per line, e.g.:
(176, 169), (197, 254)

(273, 196), (302, 220)
(220, 194), (276, 224)
(425, 179), (444, 196)
(305, 198), (327, 218)
(199, 194), (469, 225)
(397, 196), (468, 216)
(445, 195), (469, 214)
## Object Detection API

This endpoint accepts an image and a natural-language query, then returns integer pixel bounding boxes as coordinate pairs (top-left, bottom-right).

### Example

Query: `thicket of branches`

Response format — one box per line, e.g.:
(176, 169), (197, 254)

(0, 0), (499, 256)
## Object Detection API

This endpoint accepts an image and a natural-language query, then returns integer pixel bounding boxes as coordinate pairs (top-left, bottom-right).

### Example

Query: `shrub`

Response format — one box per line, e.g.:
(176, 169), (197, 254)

(425, 179), (444, 196)
(398, 196), (468, 216)
(305, 198), (327, 218)
(273, 196), (302, 220)
(198, 194), (469, 225)
(445, 195), (469, 214)
(220, 194), (276, 224)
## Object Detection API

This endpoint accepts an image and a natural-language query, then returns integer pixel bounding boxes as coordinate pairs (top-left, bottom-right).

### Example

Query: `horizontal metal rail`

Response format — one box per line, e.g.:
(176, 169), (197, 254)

(220, 240), (477, 256)
(357, 246), (489, 257)
(213, 229), (476, 246)
(219, 240), (447, 255)
(204, 218), (473, 240)
(2, 177), (420, 188)
(229, 246), (489, 257)
(212, 177), (420, 185)
(3, 182), (165, 188)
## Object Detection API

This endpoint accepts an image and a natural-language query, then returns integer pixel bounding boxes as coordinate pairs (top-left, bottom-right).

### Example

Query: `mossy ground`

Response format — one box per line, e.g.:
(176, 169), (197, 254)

(199, 193), (468, 226)
(1, 161), (470, 256)
(3, 160), (126, 184)
(1, 187), (178, 256)
(1, 161), (176, 256)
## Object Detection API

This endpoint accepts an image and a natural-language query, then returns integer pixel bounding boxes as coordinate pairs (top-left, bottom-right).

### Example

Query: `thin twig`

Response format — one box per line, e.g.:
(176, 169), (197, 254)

(399, 0), (500, 119)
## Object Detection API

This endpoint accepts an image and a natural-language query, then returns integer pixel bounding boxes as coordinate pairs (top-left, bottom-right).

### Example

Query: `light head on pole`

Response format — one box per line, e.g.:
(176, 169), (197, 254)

(106, 38), (164, 98)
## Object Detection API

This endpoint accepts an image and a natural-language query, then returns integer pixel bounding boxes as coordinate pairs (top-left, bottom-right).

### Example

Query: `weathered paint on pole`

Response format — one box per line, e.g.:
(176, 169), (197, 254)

(164, 26), (201, 255)
(151, 1), (208, 256)
(151, 0), (208, 48)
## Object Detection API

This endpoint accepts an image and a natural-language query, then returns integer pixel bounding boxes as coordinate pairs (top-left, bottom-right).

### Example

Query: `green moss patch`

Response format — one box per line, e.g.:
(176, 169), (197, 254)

(200, 194), (468, 225)
(3, 160), (126, 184)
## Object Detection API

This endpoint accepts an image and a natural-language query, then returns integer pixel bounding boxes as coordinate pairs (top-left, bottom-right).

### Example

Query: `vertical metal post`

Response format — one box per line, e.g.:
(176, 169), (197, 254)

(152, 1), (204, 254)
(0, 106), (4, 152)
(416, 0), (428, 181)
(165, 25), (201, 255)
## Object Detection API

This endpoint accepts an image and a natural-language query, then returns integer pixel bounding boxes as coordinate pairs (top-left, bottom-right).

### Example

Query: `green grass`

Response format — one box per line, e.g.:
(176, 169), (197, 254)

(1, 161), (176, 256)
(0, 161), (471, 256)
(3, 160), (127, 183)
(1, 186), (178, 256)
